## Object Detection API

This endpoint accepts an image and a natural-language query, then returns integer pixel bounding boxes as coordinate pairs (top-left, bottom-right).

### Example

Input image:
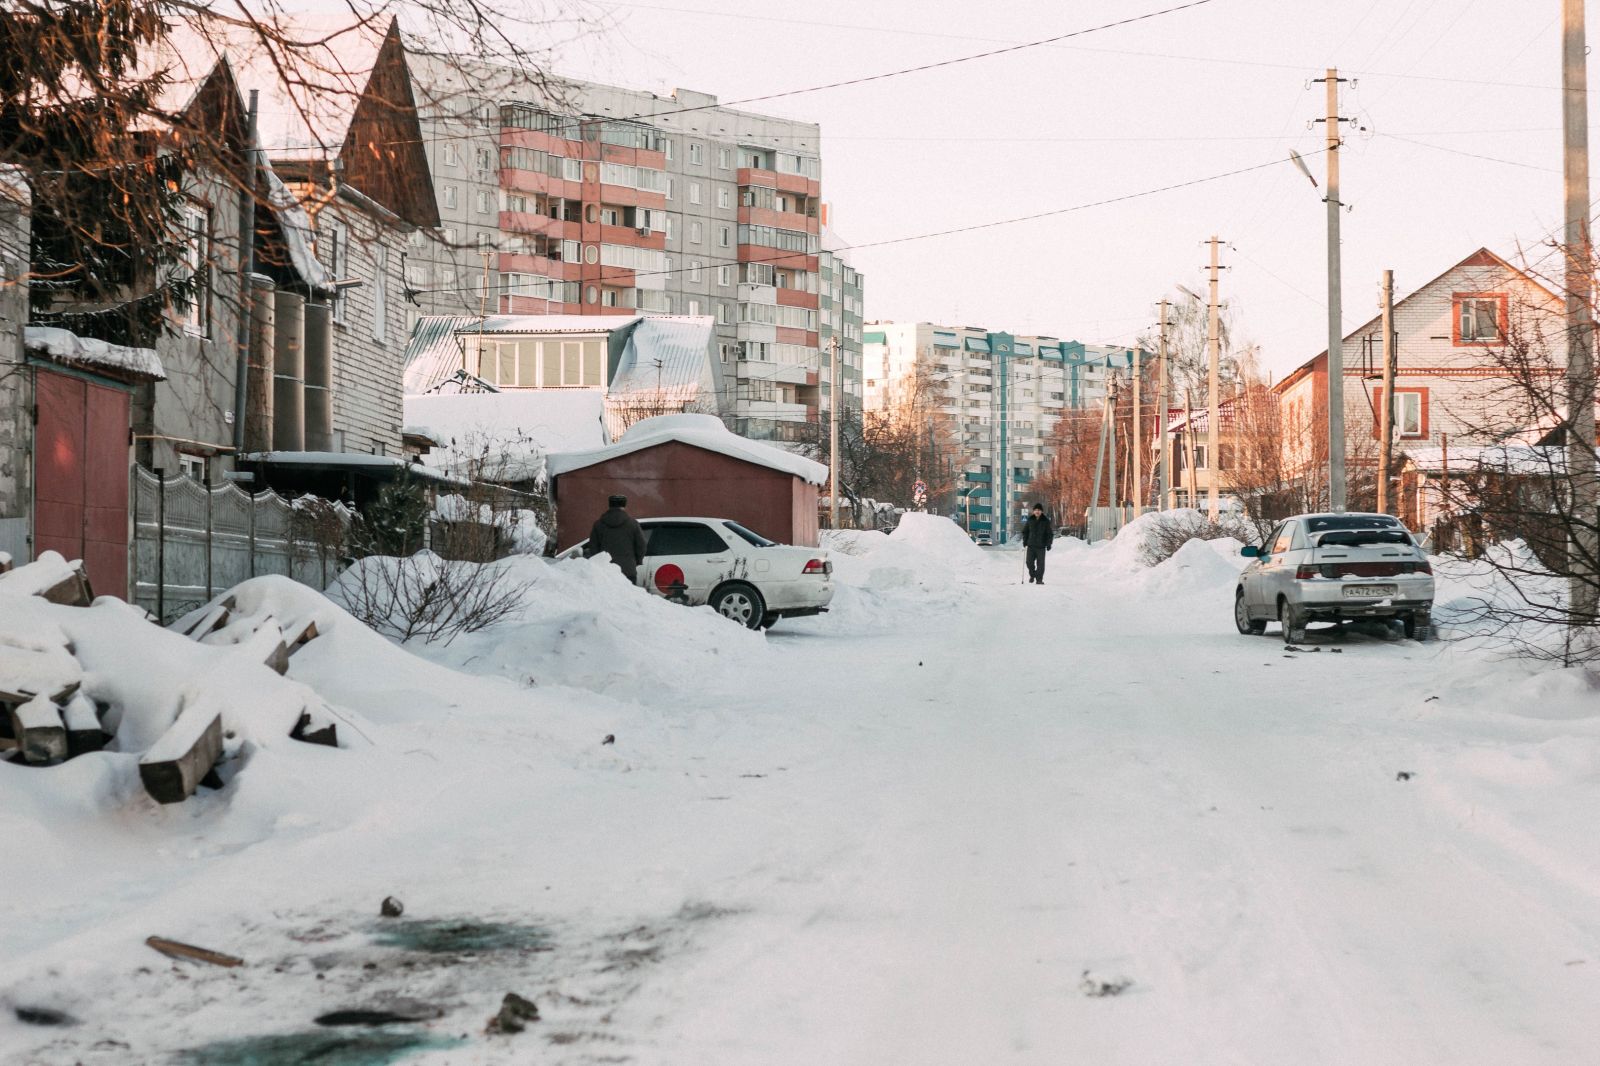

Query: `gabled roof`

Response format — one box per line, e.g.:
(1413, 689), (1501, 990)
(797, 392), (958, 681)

(403, 315), (645, 395)
(548, 414), (829, 485)
(1273, 246), (1564, 395)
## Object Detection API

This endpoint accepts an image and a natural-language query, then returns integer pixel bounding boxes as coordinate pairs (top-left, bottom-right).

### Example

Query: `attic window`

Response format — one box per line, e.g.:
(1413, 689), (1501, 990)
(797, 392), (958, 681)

(1454, 293), (1505, 344)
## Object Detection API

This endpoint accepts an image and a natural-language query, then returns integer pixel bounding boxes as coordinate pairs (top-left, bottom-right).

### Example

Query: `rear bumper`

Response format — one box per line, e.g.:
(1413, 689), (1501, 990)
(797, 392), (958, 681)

(760, 581), (834, 612)
(1301, 599), (1432, 621)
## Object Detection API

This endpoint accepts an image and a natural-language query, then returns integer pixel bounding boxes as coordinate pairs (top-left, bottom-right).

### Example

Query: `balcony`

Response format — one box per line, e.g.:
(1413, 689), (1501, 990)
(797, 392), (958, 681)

(736, 167), (819, 197)
(498, 211), (580, 240)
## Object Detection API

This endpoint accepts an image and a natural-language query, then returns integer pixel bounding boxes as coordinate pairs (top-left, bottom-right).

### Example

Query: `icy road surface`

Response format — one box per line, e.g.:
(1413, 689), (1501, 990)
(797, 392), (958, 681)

(2, 521), (1597, 1064)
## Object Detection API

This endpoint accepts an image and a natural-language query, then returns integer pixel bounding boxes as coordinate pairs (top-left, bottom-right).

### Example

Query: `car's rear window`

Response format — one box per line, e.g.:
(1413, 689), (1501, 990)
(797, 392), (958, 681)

(723, 521), (776, 547)
(1315, 528), (1413, 547)
(1306, 516), (1402, 532)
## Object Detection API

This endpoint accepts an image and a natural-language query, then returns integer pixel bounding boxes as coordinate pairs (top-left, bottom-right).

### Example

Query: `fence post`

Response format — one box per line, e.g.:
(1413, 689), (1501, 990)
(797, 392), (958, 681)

(130, 466), (140, 608)
(204, 472), (214, 601)
(248, 490), (257, 579)
(154, 467), (166, 623)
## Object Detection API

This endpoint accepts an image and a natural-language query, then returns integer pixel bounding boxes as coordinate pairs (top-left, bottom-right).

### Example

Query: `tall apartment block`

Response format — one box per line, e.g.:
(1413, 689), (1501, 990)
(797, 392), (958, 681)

(402, 56), (861, 441)
(864, 322), (1137, 537)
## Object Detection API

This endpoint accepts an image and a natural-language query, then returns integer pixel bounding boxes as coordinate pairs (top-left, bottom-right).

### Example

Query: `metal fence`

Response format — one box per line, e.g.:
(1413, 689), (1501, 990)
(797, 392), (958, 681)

(132, 466), (346, 623)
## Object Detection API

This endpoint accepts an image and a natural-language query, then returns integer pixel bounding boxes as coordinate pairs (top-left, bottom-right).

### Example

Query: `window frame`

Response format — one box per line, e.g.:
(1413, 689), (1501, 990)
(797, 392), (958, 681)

(1452, 291), (1508, 346)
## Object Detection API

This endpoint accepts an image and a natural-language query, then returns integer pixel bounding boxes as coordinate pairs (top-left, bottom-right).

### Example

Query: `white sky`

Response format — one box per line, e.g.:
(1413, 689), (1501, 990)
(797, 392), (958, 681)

(520, 0), (1580, 380)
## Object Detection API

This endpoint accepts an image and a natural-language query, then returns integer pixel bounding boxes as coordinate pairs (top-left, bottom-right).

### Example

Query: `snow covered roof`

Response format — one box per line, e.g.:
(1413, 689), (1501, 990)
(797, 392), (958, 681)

(24, 326), (165, 381)
(261, 164), (332, 292)
(239, 451), (470, 486)
(405, 390), (609, 483)
(547, 414), (829, 486)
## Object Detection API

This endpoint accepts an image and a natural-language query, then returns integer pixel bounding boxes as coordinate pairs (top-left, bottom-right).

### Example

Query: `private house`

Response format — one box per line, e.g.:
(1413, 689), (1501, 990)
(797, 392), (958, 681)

(401, 313), (721, 485)
(1273, 247), (1566, 488)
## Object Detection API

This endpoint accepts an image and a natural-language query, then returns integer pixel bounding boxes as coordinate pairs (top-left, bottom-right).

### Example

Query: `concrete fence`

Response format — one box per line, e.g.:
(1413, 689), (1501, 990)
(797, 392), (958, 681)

(131, 466), (347, 623)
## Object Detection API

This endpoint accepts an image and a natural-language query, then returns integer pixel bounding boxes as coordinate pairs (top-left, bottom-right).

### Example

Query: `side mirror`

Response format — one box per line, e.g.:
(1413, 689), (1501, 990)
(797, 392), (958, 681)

(1240, 545), (1262, 558)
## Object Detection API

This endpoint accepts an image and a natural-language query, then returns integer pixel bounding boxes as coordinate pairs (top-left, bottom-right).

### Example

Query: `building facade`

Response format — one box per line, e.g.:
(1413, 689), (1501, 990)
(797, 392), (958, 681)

(1273, 248), (1566, 481)
(864, 322), (1136, 536)
(401, 57), (860, 441)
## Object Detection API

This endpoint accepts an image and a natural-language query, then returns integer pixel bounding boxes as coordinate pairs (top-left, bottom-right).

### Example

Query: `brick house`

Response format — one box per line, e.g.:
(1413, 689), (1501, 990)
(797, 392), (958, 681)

(1273, 248), (1565, 491)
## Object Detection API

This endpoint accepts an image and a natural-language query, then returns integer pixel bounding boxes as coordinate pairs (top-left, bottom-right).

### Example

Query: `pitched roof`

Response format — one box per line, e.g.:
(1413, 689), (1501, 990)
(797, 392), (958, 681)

(547, 414), (829, 485)
(1273, 246), (1565, 394)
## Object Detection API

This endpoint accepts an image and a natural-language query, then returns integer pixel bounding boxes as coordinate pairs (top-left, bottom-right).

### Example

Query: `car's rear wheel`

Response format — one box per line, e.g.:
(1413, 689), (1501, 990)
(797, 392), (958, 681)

(711, 582), (766, 629)
(1279, 596), (1307, 644)
(1235, 589), (1266, 635)
(1403, 611), (1432, 641)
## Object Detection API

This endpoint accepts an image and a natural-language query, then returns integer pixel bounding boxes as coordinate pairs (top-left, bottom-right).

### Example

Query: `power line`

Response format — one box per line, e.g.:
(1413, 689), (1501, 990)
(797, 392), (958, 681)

(1375, 131), (1560, 173)
(619, 0), (1221, 120)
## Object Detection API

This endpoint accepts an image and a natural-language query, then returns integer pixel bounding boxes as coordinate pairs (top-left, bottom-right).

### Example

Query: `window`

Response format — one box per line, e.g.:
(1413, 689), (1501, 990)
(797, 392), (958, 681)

(323, 221), (348, 324)
(475, 147), (492, 171)
(689, 182), (703, 205)
(442, 143), (459, 168)
(717, 301), (731, 324)
(717, 187), (731, 209)
(371, 244), (388, 342)
(476, 190), (492, 214)
(178, 454), (207, 482)
(723, 520), (774, 546)
(1455, 294), (1504, 343)
(645, 522), (727, 556)
(442, 184), (458, 209)
(688, 260), (702, 283)
(688, 298), (702, 316)
(717, 265), (732, 287)
(663, 138), (674, 160)
(717, 225), (731, 248)
(181, 206), (210, 334)
(717, 147), (730, 170)
(690, 221), (703, 245)
(477, 337), (605, 387)
(688, 142), (704, 166)
(1398, 391), (1423, 437)
(666, 177), (675, 201)
(666, 216), (677, 241)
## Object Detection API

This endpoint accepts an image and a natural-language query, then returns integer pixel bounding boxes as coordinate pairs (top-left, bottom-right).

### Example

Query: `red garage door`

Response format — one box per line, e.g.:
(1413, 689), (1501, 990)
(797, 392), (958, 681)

(34, 369), (131, 599)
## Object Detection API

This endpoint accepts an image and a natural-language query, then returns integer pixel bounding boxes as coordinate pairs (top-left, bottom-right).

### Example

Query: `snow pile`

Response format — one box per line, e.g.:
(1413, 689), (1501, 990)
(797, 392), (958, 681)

(406, 390), (607, 484)
(1137, 536), (1248, 597)
(819, 529), (890, 557)
(1094, 509), (1254, 571)
(816, 515), (990, 630)
(326, 553), (766, 704)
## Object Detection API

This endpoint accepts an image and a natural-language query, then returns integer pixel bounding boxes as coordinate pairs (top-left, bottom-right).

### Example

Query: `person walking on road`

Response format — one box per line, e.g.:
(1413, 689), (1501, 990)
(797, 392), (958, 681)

(583, 494), (647, 582)
(1022, 502), (1053, 584)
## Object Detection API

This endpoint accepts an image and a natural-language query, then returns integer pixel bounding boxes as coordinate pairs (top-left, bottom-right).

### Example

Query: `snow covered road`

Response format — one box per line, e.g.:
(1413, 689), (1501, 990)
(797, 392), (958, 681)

(3, 522), (1598, 1064)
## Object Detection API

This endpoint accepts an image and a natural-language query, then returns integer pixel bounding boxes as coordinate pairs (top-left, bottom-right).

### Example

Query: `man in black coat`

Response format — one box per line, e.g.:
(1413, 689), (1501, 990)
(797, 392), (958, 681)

(1022, 502), (1053, 584)
(583, 494), (647, 582)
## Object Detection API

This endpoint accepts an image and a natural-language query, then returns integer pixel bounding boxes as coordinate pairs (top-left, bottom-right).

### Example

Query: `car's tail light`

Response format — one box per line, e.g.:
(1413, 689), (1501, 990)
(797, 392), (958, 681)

(803, 558), (831, 575)
(1295, 565), (1318, 580)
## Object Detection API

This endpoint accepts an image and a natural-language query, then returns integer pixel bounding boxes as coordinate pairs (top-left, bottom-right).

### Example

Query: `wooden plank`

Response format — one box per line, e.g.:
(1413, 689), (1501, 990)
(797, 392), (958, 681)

(145, 936), (243, 968)
(38, 566), (93, 607)
(284, 618), (320, 657)
(138, 696), (223, 804)
(63, 693), (108, 756)
(9, 695), (66, 765)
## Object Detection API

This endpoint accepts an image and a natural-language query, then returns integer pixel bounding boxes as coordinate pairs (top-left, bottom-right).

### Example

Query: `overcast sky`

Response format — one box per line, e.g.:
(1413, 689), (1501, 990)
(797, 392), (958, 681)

(535, 0), (1576, 380)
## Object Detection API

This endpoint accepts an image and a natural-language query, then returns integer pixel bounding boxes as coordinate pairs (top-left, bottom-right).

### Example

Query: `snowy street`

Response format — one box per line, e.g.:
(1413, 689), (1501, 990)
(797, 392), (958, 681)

(3, 520), (1599, 1064)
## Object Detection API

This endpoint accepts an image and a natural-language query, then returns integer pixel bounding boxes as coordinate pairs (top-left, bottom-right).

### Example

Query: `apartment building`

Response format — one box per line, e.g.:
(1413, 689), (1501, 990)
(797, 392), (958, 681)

(400, 54), (860, 441)
(864, 322), (1136, 537)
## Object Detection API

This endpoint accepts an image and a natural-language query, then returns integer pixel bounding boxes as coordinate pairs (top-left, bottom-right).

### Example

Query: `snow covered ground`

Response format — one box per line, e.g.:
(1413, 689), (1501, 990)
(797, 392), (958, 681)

(3, 517), (1598, 1064)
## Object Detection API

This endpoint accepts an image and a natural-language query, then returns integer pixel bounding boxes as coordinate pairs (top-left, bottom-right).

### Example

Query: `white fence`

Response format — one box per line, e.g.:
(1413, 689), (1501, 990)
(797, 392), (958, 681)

(132, 466), (346, 623)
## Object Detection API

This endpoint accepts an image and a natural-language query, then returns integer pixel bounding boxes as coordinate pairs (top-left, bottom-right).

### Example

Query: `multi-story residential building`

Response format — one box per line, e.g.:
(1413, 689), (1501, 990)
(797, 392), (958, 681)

(400, 55), (856, 440)
(819, 215), (865, 421)
(864, 322), (1136, 537)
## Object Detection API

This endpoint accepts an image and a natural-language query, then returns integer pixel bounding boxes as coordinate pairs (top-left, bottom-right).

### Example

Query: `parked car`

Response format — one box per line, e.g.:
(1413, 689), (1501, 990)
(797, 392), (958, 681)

(973, 532), (993, 547)
(558, 517), (833, 630)
(1234, 513), (1434, 641)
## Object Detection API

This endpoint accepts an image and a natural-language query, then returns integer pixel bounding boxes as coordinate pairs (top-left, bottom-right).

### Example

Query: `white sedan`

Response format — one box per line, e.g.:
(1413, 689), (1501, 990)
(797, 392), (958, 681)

(560, 517), (834, 630)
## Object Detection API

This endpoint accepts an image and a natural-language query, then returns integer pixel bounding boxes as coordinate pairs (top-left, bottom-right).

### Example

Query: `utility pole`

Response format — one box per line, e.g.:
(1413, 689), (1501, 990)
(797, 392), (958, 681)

(1108, 374), (1120, 532)
(1377, 269), (1397, 515)
(1563, 0), (1598, 625)
(1205, 236), (1224, 522)
(829, 336), (841, 531)
(1132, 347), (1143, 512)
(1158, 300), (1171, 511)
(1315, 68), (1350, 512)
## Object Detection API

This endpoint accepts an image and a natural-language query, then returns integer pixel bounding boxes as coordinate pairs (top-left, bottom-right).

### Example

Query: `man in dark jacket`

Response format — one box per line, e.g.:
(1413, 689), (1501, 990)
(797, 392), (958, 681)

(583, 494), (647, 582)
(1022, 502), (1053, 584)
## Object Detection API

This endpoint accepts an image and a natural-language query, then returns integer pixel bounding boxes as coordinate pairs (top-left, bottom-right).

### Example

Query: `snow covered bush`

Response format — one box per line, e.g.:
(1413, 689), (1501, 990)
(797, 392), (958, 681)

(1135, 509), (1256, 566)
(331, 552), (527, 645)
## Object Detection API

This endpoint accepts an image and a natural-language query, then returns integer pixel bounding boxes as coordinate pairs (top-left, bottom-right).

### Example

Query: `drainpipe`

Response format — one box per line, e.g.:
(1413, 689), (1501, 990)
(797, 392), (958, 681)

(232, 90), (260, 455)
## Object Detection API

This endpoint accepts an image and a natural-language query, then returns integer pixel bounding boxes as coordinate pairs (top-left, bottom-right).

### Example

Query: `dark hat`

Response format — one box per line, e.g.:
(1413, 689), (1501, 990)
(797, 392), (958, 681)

(608, 494), (628, 508)
(1031, 502), (1044, 511)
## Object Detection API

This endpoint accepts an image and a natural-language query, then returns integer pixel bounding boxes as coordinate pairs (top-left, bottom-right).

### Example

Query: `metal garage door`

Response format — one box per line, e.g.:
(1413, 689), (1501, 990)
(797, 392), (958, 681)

(33, 368), (131, 599)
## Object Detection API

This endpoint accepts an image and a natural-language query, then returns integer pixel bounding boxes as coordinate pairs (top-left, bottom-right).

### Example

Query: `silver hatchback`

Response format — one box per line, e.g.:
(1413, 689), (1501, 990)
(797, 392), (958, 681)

(1234, 513), (1434, 641)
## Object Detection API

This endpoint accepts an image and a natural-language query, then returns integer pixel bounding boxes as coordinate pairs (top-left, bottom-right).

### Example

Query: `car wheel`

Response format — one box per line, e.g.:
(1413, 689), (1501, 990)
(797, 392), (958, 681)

(711, 582), (766, 629)
(1234, 589), (1266, 635)
(758, 613), (779, 631)
(1279, 596), (1307, 644)
(1403, 611), (1432, 642)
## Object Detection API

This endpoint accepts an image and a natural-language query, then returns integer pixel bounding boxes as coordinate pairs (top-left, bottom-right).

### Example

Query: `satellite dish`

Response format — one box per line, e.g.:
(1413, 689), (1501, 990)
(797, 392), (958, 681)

(1289, 149), (1319, 188)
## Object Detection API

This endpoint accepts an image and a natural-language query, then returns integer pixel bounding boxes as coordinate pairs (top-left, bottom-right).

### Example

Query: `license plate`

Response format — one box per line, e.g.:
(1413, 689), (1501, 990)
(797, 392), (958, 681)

(1343, 584), (1396, 598)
